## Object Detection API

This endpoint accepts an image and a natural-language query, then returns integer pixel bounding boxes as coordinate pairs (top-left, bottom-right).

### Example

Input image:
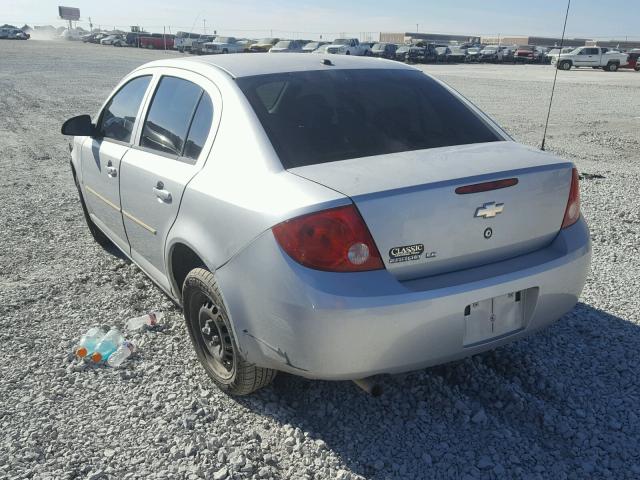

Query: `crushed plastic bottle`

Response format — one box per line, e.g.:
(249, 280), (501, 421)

(73, 327), (107, 359)
(91, 327), (124, 363)
(125, 311), (163, 332)
(107, 340), (136, 368)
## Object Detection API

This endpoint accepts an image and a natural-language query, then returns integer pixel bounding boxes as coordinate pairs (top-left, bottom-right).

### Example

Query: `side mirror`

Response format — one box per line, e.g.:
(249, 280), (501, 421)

(61, 114), (96, 137)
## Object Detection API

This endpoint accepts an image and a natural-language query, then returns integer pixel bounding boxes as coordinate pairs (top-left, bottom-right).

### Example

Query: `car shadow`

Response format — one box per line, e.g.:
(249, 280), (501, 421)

(235, 302), (640, 477)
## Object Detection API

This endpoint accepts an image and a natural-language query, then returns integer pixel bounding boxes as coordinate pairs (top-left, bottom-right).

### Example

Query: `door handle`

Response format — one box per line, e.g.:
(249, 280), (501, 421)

(153, 182), (172, 203)
(106, 166), (118, 177)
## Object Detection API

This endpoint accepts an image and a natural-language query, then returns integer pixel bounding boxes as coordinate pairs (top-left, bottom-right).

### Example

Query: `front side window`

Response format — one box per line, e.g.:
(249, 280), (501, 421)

(99, 75), (151, 143)
(237, 69), (500, 169)
(140, 76), (203, 156)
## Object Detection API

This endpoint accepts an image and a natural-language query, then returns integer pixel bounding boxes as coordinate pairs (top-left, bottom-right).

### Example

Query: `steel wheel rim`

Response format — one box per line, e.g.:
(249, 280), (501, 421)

(193, 295), (236, 380)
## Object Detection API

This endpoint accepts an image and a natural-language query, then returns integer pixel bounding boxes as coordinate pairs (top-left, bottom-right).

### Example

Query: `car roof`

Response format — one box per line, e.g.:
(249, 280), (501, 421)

(138, 53), (416, 79)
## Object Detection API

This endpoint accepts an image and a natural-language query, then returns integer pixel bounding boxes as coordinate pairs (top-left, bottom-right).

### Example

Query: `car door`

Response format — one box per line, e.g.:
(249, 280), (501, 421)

(80, 74), (152, 253)
(589, 48), (602, 66)
(119, 71), (220, 291)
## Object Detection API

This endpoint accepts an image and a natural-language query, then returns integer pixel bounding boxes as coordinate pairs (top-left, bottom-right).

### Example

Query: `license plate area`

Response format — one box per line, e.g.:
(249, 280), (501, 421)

(463, 290), (526, 347)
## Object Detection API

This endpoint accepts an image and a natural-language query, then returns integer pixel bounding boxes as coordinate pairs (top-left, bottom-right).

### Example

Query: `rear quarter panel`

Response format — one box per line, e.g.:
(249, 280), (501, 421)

(166, 71), (346, 292)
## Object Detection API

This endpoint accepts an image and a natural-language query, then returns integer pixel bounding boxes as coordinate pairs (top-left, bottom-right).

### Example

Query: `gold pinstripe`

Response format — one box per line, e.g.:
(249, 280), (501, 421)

(84, 184), (157, 235)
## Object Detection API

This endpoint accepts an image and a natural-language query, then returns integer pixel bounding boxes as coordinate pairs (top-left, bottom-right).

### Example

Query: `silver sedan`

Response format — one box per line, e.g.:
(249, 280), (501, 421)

(62, 54), (591, 395)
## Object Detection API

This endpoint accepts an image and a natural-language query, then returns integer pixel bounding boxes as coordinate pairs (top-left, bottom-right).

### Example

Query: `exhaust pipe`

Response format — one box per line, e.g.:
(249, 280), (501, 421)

(353, 378), (383, 397)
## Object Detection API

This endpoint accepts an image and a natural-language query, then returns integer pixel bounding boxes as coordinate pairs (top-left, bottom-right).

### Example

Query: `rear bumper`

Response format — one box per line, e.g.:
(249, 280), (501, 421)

(216, 218), (591, 380)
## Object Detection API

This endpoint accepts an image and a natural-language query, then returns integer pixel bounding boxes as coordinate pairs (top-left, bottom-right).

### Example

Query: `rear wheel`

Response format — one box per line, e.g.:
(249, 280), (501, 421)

(182, 268), (277, 396)
(559, 60), (571, 70)
(607, 62), (618, 72)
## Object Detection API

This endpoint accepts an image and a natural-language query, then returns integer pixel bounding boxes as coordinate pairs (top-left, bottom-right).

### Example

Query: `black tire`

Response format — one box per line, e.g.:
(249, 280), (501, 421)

(559, 60), (571, 70)
(607, 62), (618, 72)
(73, 171), (113, 249)
(183, 268), (277, 396)
(222, 48), (228, 54)
(635, 66), (640, 72)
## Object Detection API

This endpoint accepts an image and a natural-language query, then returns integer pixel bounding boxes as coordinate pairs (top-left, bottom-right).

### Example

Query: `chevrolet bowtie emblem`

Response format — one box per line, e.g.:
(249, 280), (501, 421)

(475, 201), (504, 218)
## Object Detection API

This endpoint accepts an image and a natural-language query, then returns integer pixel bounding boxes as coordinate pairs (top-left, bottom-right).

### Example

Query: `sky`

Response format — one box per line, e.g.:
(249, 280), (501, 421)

(2, 0), (639, 40)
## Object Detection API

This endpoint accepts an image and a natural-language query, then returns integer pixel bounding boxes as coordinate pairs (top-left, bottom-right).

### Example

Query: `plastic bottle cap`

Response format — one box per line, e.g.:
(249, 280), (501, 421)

(91, 352), (103, 363)
(76, 347), (88, 358)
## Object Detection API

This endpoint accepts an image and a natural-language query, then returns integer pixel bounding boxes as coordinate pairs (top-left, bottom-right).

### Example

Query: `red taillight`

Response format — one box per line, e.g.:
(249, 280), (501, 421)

(561, 168), (581, 229)
(272, 204), (384, 272)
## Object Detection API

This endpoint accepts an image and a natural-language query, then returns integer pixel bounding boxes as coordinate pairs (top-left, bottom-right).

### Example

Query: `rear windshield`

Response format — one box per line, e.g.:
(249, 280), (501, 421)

(237, 69), (500, 169)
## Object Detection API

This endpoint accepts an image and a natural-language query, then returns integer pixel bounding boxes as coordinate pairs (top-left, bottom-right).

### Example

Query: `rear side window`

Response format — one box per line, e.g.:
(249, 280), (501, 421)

(140, 76), (203, 157)
(237, 69), (500, 169)
(99, 75), (151, 143)
(183, 93), (214, 160)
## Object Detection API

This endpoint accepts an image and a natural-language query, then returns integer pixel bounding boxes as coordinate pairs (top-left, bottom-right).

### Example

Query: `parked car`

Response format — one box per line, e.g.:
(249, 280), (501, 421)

(190, 36), (217, 55)
(620, 49), (640, 71)
(394, 44), (411, 62)
(237, 39), (256, 52)
(0, 28), (29, 39)
(465, 46), (483, 62)
(446, 45), (467, 63)
(325, 38), (371, 56)
(100, 34), (123, 46)
(201, 37), (244, 55)
(515, 45), (545, 63)
(249, 38), (279, 52)
(175, 31), (202, 53)
(479, 45), (514, 63)
(302, 41), (328, 53)
(139, 35), (175, 50)
(312, 44), (334, 55)
(407, 43), (437, 64)
(552, 46), (628, 71)
(112, 37), (128, 47)
(371, 43), (397, 59)
(81, 32), (96, 43)
(269, 40), (305, 53)
(544, 47), (573, 64)
(62, 54), (590, 396)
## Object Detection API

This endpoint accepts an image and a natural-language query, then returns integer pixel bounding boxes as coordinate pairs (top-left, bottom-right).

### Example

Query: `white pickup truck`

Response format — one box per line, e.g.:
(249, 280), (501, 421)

(325, 38), (371, 56)
(201, 37), (245, 55)
(552, 46), (628, 72)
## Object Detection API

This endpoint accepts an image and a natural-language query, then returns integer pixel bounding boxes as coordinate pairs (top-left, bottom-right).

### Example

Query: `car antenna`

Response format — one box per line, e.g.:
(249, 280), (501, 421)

(541, 0), (571, 151)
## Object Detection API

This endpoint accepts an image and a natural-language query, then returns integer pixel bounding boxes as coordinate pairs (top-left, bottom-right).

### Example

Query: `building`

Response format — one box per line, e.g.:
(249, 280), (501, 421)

(585, 39), (640, 50)
(480, 35), (587, 47)
(380, 32), (480, 44)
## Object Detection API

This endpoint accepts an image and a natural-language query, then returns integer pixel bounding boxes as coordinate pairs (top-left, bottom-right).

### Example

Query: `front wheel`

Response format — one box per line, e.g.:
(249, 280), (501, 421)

(183, 269), (277, 396)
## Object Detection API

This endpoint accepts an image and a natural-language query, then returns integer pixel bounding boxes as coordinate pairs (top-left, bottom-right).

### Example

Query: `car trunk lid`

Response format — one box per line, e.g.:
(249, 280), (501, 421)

(289, 141), (573, 281)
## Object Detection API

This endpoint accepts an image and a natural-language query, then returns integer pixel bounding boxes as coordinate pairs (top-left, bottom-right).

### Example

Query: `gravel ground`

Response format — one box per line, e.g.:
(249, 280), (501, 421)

(1, 40), (639, 480)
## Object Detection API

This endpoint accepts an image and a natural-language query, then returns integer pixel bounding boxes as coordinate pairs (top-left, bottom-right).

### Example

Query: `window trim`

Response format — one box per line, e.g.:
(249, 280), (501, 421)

(130, 68), (222, 167)
(138, 75), (203, 159)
